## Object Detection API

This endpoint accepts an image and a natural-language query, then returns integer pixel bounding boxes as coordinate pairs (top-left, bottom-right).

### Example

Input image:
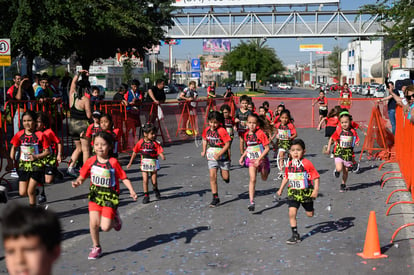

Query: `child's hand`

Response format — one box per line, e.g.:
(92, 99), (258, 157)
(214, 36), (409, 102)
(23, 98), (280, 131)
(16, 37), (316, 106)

(276, 189), (282, 197)
(126, 163), (132, 169)
(72, 179), (82, 188)
(57, 155), (62, 163)
(310, 189), (318, 199)
(130, 191), (138, 201)
(80, 131), (85, 138)
(355, 141), (360, 146)
(201, 151), (205, 157)
(316, 127), (320, 131)
(162, 155), (166, 161)
(28, 154), (37, 161)
(239, 157), (244, 166)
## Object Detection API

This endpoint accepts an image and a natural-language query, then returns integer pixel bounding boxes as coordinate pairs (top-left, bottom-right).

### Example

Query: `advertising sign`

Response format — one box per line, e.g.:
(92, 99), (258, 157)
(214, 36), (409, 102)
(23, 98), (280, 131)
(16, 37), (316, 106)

(173, 0), (339, 7)
(316, 51), (332, 55)
(205, 60), (223, 72)
(191, 59), (201, 71)
(300, 44), (323, 52)
(191, 72), (200, 78)
(203, 39), (231, 53)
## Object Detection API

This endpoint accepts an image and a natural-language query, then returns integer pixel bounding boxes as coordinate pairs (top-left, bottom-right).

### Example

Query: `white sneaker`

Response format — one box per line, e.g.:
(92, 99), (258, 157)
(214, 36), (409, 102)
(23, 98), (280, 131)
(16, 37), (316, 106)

(330, 154), (334, 159)
(10, 169), (18, 178)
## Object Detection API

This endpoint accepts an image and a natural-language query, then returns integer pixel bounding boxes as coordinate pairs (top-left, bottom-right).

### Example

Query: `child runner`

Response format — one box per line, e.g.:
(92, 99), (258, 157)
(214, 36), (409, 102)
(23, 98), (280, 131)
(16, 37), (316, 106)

(10, 111), (50, 206)
(239, 114), (270, 211)
(260, 114), (277, 158)
(313, 91), (328, 127)
(247, 101), (257, 115)
(201, 111), (231, 207)
(317, 106), (341, 158)
(234, 95), (252, 157)
(127, 123), (165, 204)
(98, 113), (121, 158)
(277, 139), (320, 244)
(72, 132), (138, 260)
(85, 111), (102, 148)
(220, 104), (235, 161)
(339, 83), (352, 109)
(336, 109), (360, 173)
(274, 110), (297, 173)
(36, 112), (63, 203)
(273, 104), (286, 124)
(259, 106), (272, 122)
(262, 101), (274, 121)
(325, 112), (360, 192)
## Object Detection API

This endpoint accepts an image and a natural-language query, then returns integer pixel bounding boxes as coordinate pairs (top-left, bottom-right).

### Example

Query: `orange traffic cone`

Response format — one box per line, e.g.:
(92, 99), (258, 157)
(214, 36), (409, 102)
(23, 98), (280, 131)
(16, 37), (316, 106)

(357, 211), (388, 259)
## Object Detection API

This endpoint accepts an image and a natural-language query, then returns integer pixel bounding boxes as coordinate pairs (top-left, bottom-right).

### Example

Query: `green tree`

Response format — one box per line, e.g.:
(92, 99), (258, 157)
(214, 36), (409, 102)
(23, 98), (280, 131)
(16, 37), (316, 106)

(328, 46), (342, 82)
(220, 39), (284, 84)
(361, 0), (414, 52)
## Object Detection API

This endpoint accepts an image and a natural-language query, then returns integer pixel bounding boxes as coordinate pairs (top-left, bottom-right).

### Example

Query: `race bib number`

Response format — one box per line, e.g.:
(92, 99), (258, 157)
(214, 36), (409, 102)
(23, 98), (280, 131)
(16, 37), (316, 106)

(288, 172), (308, 189)
(343, 94), (349, 99)
(278, 129), (291, 140)
(339, 135), (354, 148)
(207, 147), (222, 161)
(226, 127), (234, 136)
(91, 166), (112, 188)
(246, 145), (263, 160)
(319, 106), (327, 110)
(141, 158), (157, 172)
(20, 145), (38, 162)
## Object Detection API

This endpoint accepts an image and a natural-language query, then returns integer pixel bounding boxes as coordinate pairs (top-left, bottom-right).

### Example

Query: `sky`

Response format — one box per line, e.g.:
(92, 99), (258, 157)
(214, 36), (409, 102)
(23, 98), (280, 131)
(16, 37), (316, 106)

(158, 0), (379, 66)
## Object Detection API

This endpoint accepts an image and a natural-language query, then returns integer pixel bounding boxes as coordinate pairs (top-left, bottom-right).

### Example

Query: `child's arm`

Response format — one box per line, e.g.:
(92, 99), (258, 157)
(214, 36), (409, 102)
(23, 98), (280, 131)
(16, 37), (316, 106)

(159, 152), (166, 160)
(325, 137), (333, 154)
(121, 178), (138, 201)
(31, 148), (50, 161)
(277, 176), (289, 196)
(310, 178), (320, 199)
(317, 117), (326, 130)
(72, 176), (85, 188)
(239, 150), (247, 165)
(127, 152), (138, 169)
(57, 143), (63, 163)
(201, 139), (207, 157)
(256, 144), (270, 163)
(214, 141), (230, 160)
(10, 145), (16, 161)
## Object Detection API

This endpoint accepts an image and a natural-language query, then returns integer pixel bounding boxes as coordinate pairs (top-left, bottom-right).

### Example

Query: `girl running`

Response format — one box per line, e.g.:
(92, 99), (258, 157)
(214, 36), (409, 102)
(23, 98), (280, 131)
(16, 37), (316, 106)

(127, 123), (165, 204)
(201, 111), (231, 207)
(10, 111), (50, 206)
(273, 104), (286, 124)
(275, 110), (297, 172)
(277, 139), (320, 244)
(72, 132), (138, 260)
(325, 112), (360, 192)
(313, 91), (328, 127)
(220, 104), (235, 161)
(36, 112), (63, 203)
(85, 111), (102, 144)
(239, 114), (270, 211)
(234, 95), (252, 157)
(98, 113), (121, 158)
(317, 106), (341, 158)
(339, 83), (352, 109)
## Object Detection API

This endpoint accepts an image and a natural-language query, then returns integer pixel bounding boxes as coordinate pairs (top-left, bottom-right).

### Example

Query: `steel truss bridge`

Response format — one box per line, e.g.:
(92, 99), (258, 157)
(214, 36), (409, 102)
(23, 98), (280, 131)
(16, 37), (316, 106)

(165, 9), (391, 39)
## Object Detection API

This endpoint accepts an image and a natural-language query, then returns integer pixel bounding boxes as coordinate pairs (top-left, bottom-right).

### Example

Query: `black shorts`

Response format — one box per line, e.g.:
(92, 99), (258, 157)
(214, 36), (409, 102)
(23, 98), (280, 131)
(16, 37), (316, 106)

(288, 200), (314, 212)
(319, 109), (328, 117)
(45, 164), (54, 175)
(325, 126), (336, 137)
(17, 170), (44, 184)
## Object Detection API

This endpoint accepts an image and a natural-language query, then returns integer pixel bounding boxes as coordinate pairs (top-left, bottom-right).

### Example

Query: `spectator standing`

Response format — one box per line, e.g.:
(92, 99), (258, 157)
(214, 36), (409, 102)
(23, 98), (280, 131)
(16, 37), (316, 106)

(113, 84), (128, 106)
(145, 79), (166, 123)
(378, 81), (401, 134)
(6, 73), (21, 100)
(206, 81), (217, 112)
(179, 81), (198, 135)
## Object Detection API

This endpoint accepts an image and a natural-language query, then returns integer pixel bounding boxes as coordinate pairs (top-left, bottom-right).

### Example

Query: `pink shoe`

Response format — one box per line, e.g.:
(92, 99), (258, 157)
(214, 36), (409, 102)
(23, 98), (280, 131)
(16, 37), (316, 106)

(113, 210), (122, 231)
(88, 246), (102, 260)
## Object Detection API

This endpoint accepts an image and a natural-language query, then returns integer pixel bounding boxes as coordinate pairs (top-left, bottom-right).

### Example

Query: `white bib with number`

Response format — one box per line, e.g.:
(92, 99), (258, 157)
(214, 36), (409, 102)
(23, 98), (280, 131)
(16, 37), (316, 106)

(20, 145), (38, 162)
(91, 166), (111, 188)
(141, 158), (157, 172)
(247, 145), (262, 160)
(288, 172), (308, 189)
(207, 147), (222, 161)
(343, 94), (349, 99)
(319, 106), (327, 110)
(278, 129), (291, 140)
(339, 135), (353, 148)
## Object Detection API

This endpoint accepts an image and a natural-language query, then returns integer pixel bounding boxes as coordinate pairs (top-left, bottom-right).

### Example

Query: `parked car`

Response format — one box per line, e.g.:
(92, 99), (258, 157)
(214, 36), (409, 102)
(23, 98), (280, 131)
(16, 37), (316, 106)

(278, 83), (292, 90)
(373, 84), (386, 98)
(367, 83), (380, 97)
(163, 85), (170, 94)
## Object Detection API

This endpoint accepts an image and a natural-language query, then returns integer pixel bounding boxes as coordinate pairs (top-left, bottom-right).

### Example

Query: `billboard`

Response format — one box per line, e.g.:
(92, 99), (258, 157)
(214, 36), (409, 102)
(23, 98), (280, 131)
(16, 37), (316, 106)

(300, 44), (323, 52)
(205, 60), (223, 72)
(173, 0), (339, 7)
(203, 39), (231, 53)
(191, 59), (201, 70)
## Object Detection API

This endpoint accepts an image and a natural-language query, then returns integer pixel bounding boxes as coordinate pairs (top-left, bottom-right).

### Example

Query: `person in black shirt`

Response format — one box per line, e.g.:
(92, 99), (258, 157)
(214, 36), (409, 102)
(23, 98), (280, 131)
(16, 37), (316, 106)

(113, 84), (128, 106)
(146, 79), (166, 104)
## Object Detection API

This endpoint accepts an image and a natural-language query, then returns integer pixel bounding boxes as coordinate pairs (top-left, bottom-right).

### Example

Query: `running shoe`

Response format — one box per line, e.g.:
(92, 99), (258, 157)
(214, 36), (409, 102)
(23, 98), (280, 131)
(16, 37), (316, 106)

(333, 169), (340, 178)
(38, 194), (47, 204)
(352, 162), (360, 173)
(340, 184), (347, 192)
(67, 167), (78, 178)
(286, 233), (301, 245)
(248, 201), (255, 211)
(88, 246), (102, 260)
(209, 197), (220, 207)
(142, 195), (150, 204)
(10, 169), (18, 178)
(153, 188), (161, 200)
(113, 210), (122, 231)
(330, 153), (334, 159)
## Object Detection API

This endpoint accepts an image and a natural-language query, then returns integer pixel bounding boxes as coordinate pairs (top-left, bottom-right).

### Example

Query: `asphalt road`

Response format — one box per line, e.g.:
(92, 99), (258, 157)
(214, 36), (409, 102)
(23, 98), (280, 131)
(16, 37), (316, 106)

(0, 89), (412, 275)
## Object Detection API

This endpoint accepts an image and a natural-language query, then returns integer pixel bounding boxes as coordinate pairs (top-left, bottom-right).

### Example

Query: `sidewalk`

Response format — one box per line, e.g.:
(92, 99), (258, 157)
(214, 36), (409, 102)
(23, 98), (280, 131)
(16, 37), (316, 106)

(0, 128), (412, 274)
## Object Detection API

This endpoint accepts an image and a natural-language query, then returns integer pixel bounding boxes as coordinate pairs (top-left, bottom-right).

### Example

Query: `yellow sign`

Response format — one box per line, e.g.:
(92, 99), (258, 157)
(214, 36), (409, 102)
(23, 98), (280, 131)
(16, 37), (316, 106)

(300, 44), (323, 52)
(0, 55), (11, 66)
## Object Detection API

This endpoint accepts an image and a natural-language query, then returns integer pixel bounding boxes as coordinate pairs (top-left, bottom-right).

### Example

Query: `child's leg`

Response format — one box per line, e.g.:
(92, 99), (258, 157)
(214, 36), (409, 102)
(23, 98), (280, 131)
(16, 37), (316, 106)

(261, 166), (269, 181)
(27, 178), (38, 205)
(220, 168), (229, 183)
(342, 167), (349, 184)
(100, 216), (114, 232)
(278, 150), (285, 170)
(239, 136), (245, 156)
(248, 166), (257, 203)
(18, 181), (29, 197)
(142, 172), (149, 193)
(151, 171), (158, 189)
(89, 211), (101, 247)
(288, 207), (298, 227)
(209, 168), (218, 194)
(335, 161), (343, 173)
(45, 174), (54, 185)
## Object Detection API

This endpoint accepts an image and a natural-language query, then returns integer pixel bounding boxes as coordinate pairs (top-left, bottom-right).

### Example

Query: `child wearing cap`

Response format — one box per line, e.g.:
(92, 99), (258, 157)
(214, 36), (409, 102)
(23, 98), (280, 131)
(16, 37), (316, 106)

(84, 111), (102, 150)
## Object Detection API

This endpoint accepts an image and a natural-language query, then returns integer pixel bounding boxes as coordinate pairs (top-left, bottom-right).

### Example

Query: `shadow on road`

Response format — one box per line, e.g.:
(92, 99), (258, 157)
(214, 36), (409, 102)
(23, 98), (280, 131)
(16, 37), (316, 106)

(62, 228), (90, 241)
(302, 217), (355, 241)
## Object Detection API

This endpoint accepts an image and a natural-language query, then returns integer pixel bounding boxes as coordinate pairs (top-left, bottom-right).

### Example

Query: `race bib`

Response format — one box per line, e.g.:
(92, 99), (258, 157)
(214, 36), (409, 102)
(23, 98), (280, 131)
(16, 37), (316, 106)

(207, 147), (222, 161)
(339, 135), (354, 148)
(343, 94), (349, 99)
(226, 127), (234, 136)
(20, 145), (39, 162)
(288, 172), (308, 189)
(278, 129), (291, 140)
(319, 106), (327, 110)
(246, 145), (263, 160)
(91, 166), (112, 188)
(141, 158), (157, 172)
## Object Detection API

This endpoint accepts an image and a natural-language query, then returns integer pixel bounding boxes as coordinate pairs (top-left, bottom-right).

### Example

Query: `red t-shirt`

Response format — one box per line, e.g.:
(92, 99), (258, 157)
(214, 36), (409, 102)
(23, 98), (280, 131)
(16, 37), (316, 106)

(331, 128), (360, 149)
(223, 117), (235, 137)
(326, 117), (339, 127)
(80, 155), (126, 194)
(284, 158), (320, 189)
(202, 126), (231, 148)
(42, 128), (60, 154)
(11, 130), (50, 163)
(244, 128), (269, 147)
(340, 89), (352, 99)
(85, 124), (101, 139)
(133, 139), (164, 159)
(274, 122), (297, 140)
(317, 96), (328, 105)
